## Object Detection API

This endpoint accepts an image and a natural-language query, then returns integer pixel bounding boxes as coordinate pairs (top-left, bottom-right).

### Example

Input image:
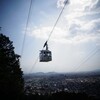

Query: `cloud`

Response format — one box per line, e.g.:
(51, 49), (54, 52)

(69, 18), (100, 35)
(25, 0), (100, 45)
(57, 0), (69, 8)
(85, 0), (100, 12)
(27, 26), (69, 43)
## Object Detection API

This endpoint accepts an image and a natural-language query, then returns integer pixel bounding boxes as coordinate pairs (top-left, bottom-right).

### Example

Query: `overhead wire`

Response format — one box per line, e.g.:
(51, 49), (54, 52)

(30, 1), (69, 73)
(46, 1), (68, 43)
(72, 46), (99, 72)
(20, 0), (32, 65)
(30, 56), (39, 73)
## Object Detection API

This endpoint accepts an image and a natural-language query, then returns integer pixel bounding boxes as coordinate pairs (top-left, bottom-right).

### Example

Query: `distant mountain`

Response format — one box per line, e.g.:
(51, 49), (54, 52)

(33, 72), (45, 75)
(25, 72), (58, 76)
(24, 69), (100, 78)
(92, 69), (100, 73)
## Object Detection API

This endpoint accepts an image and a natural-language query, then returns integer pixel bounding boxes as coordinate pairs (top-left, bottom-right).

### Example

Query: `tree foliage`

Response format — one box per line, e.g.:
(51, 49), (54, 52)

(0, 33), (24, 99)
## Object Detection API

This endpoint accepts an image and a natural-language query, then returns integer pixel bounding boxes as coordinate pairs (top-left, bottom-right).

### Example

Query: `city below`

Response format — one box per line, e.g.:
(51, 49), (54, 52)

(24, 70), (100, 99)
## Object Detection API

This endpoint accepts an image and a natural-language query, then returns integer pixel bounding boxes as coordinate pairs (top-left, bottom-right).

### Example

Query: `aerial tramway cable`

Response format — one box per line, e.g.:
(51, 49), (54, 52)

(46, 0), (68, 44)
(30, 0), (69, 72)
(20, 0), (32, 65)
(73, 47), (99, 72)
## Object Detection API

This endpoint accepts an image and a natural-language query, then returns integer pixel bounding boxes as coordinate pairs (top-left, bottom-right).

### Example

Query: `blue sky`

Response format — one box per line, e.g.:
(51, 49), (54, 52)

(0, 0), (100, 73)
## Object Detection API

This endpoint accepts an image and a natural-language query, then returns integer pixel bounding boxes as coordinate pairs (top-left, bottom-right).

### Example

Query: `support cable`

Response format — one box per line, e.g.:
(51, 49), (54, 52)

(46, 1), (67, 44)
(30, 1), (69, 73)
(73, 47), (99, 72)
(20, 0), (32, 64)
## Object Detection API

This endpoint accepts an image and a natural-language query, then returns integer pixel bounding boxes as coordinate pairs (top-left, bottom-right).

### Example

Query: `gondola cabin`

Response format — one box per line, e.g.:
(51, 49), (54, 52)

(39, 50), (52, 62)
(39, 41), (52, 62)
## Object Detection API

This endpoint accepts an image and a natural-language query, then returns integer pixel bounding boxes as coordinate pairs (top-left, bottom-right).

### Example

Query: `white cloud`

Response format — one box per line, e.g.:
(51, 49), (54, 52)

(57, 0), (69, 8)
(27, 26), (69, 43)
(25, 24), (99, 45)
(25, 0), (100, 45)
(85, 0), (100, 12)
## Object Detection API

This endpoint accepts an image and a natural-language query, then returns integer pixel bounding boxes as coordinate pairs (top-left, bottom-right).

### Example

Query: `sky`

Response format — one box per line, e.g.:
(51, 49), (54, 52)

(0, 0), (100, 73)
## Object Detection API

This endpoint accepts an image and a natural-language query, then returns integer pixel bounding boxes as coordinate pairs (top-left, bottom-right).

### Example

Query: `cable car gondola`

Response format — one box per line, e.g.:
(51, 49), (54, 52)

(39, 41), (52, 62)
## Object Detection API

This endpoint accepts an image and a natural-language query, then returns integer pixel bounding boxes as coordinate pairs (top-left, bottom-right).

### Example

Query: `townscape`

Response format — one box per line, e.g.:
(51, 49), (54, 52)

(24, 72), (100, 99)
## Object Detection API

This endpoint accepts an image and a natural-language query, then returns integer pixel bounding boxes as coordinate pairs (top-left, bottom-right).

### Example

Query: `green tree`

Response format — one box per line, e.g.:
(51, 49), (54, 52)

(0, 33), (24, 99)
